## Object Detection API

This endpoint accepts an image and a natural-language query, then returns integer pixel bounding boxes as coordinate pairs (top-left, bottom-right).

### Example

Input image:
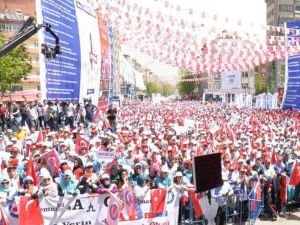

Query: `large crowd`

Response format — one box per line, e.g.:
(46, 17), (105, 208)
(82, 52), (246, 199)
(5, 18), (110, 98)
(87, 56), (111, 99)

(0, 99), (299, 225)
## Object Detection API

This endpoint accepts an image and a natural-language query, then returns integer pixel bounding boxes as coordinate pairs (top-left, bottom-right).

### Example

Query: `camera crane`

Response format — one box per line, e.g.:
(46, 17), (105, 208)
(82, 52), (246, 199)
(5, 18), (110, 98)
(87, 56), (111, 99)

(0, 16), (61, 59)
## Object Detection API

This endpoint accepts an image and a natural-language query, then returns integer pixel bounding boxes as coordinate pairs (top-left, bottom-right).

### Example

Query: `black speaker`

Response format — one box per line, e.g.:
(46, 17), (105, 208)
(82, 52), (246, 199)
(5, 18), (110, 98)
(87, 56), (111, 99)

(192, 153), (223, 193)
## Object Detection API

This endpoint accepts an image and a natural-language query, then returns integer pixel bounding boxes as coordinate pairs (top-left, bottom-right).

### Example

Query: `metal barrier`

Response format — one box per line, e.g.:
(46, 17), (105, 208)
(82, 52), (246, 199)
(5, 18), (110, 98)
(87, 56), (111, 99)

(225, 187), (244, 224)
(178, 198), (206, 225)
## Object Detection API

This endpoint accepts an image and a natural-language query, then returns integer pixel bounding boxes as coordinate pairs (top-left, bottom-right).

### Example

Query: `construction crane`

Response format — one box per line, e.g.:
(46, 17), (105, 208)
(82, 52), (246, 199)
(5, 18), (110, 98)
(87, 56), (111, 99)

(0, 16), (61, 58)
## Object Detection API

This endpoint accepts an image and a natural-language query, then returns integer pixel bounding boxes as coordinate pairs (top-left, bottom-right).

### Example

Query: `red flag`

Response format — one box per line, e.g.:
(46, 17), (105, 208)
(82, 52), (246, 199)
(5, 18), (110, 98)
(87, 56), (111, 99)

(106, 194), (122, 225)
(271, 148), (277, 164)
(36, 130), (44, 143)
(151, 189), (167, 215)
(26, 156), (39, 186)
(280, 175), (287, 204)
(41, 149), (60, 175)
(19, 197), (43, 225)
(289, 160), (300, 187)
(188, 190), (203, 217)
(105, 159), (120, 174)
(122, 185), (136, 219)
(75, 135), (90, 155)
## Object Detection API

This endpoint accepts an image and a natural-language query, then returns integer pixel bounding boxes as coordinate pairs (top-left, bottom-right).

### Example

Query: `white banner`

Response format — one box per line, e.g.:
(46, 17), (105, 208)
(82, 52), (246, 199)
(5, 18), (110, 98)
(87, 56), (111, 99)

(97, 151), (120, 166)
(221, 71), (242, 89)
(0, 190), (180, 225)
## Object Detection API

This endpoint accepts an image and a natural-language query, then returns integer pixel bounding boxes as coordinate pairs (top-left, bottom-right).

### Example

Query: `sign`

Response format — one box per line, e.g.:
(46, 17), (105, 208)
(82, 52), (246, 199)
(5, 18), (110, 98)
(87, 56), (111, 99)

(193, 153), (223, 193)
(97, 151), (120, 166)
(36, 0), (101, 104)
(282, 21), (300, 109)
(221, 71), (242, 89)
(1, 190), (180, 225)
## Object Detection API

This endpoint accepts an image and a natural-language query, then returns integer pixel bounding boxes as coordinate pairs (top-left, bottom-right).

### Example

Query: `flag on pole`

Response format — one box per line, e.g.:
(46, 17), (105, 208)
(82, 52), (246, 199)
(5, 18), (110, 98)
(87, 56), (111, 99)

(40, 149), (61, 176)
(188, 190), (203, 218)
(289, 160), (300, 187)
(26, 156), (39, 186)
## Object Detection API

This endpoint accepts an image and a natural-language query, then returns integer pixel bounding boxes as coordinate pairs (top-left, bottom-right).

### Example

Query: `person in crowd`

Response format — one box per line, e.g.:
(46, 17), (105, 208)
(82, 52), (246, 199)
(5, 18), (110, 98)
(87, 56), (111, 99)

(155, 165), (173, 189)
(97, 173), (118, 194)
(58, 170), (79, 196)
(134, 175), (150, 200)
(130, 163), (143, 186)
(73, 157), (85, 180)
(38, 172), (58, 197)
(0, 177), (17, 198)
(18, 176), (38, 198)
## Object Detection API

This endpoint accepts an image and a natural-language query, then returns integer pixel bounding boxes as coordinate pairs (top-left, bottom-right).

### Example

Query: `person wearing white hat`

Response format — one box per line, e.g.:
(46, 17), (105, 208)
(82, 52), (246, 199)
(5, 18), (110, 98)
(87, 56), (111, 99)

(154, 165), (173, 189)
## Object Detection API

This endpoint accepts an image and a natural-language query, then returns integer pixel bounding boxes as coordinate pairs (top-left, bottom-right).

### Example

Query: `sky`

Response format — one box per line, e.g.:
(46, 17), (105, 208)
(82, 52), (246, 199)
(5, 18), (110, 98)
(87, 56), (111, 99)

(121, 0), (267, 82)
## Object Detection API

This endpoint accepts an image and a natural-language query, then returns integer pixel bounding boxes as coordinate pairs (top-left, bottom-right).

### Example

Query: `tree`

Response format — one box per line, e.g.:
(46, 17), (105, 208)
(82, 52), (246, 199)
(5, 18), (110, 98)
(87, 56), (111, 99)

(146, 80), (160, 95)
(255, 73), (266, 95)
(0, 33), (32, 93)
(161, 82), (175, 96)
(177, 70), (196, 96)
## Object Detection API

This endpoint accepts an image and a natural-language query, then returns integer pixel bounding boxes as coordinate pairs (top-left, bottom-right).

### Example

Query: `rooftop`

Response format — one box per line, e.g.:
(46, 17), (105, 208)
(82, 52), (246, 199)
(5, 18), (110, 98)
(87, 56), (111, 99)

(0, 11), (27, 22)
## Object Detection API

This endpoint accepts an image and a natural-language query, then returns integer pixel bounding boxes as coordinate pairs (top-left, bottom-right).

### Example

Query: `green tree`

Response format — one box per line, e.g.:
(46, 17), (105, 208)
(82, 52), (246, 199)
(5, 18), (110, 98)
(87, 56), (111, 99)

(146, 80), (160, 95)
(177, 70), (196, 96)
(161, 82), (175, 96)
(255, 73), (266, 95)
(0, 33), (32, 93)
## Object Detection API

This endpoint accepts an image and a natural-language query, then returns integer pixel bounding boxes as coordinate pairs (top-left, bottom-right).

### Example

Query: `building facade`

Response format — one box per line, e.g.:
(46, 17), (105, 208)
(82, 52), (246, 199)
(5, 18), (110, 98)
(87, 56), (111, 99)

(0, 10), (40, 91)
(266, 0), (300, 90)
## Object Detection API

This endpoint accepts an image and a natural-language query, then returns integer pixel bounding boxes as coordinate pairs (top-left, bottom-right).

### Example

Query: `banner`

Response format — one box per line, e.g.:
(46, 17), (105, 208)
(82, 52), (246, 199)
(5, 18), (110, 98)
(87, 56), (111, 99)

(98, 12), (111, 110)
(36, 0), (101, 104)
(1, 190), (179, 225)
(108, 25), (115, 106)
(221, 71), (242, 89)
(282, 21), (300, 109)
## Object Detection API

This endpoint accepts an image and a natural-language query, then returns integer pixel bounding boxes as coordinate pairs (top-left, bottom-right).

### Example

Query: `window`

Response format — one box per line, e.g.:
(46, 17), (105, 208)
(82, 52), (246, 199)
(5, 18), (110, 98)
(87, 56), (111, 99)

(242, 72), (248, 78)
(10, 85), (23, 92)
(242, 83), (249, 89)
(279, 4), (293, 12)
(0, 22), (22, 32)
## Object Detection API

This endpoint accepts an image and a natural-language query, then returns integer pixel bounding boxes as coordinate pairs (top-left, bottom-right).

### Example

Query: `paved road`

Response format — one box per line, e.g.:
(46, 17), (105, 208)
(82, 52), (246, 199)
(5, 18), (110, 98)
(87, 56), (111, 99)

(256, 208), (300, 225)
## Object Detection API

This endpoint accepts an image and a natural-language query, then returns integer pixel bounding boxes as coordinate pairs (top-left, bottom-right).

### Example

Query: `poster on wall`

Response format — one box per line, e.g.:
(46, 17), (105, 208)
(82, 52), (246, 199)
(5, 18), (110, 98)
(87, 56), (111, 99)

(282, 21), (300, 110)
(221, 71), (242, 89)
(36, 0), (101, 104)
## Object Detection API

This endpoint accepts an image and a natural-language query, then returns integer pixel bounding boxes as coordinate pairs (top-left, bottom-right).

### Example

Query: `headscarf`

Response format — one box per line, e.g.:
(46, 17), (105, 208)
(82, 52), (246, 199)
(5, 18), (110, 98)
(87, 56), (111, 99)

(59, 170), (77, 193)
(0, 177), (11, 193)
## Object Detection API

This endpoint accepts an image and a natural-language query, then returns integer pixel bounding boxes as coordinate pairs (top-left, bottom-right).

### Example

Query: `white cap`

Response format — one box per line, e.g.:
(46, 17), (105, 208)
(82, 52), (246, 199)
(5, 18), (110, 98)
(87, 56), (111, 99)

(85, 162), (93, 167)
(161, 165), (169, 173)
(175, 171), (183, 177)
(101, 173), (110, 180)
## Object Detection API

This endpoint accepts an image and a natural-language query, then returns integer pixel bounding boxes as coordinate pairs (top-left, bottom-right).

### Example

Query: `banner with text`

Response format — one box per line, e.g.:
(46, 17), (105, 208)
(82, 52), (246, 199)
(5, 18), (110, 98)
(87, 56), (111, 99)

(282, 21), (300, 109)
(36, 0), (101, 104)
(221, 71), (242, 89)
(1, 190), (179, 225)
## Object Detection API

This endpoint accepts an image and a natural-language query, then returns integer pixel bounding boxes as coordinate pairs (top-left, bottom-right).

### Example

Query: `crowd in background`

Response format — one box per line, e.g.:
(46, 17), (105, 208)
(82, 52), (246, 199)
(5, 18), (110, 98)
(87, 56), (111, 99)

(0, 99), (299, 225)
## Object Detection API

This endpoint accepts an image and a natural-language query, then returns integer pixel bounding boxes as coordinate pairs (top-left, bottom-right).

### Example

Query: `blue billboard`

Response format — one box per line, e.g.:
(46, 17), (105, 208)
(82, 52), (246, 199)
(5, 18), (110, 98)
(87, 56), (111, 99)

(282, 21), (300, 109)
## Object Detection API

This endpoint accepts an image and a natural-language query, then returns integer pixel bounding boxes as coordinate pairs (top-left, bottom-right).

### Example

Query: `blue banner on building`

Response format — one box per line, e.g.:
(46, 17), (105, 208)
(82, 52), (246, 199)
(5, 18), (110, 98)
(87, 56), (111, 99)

(36, 0), (101, 104)
(282, 21), (300, 110)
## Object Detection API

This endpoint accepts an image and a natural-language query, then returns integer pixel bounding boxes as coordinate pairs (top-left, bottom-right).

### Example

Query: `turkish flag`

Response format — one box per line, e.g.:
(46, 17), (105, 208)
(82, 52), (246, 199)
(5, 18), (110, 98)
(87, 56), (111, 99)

(151, 189), (167, 215)
(271, 148), (277, 164)
(19, 197), (43, 225)
(106, 194), (122, 225)
(188, 190), (203, 218)
(289, 160), (300, 187)
(105, 159), (120, 174)
(41, 149), (60, 175)
(26, 156), (39, 186)
(122, 185), (136, 219)
(75, 135), (90, 155)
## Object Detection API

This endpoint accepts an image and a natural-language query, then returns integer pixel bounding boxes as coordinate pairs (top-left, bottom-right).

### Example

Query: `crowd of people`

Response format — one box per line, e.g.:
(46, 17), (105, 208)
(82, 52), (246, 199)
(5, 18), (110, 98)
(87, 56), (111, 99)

(0, 99), (299, 225)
